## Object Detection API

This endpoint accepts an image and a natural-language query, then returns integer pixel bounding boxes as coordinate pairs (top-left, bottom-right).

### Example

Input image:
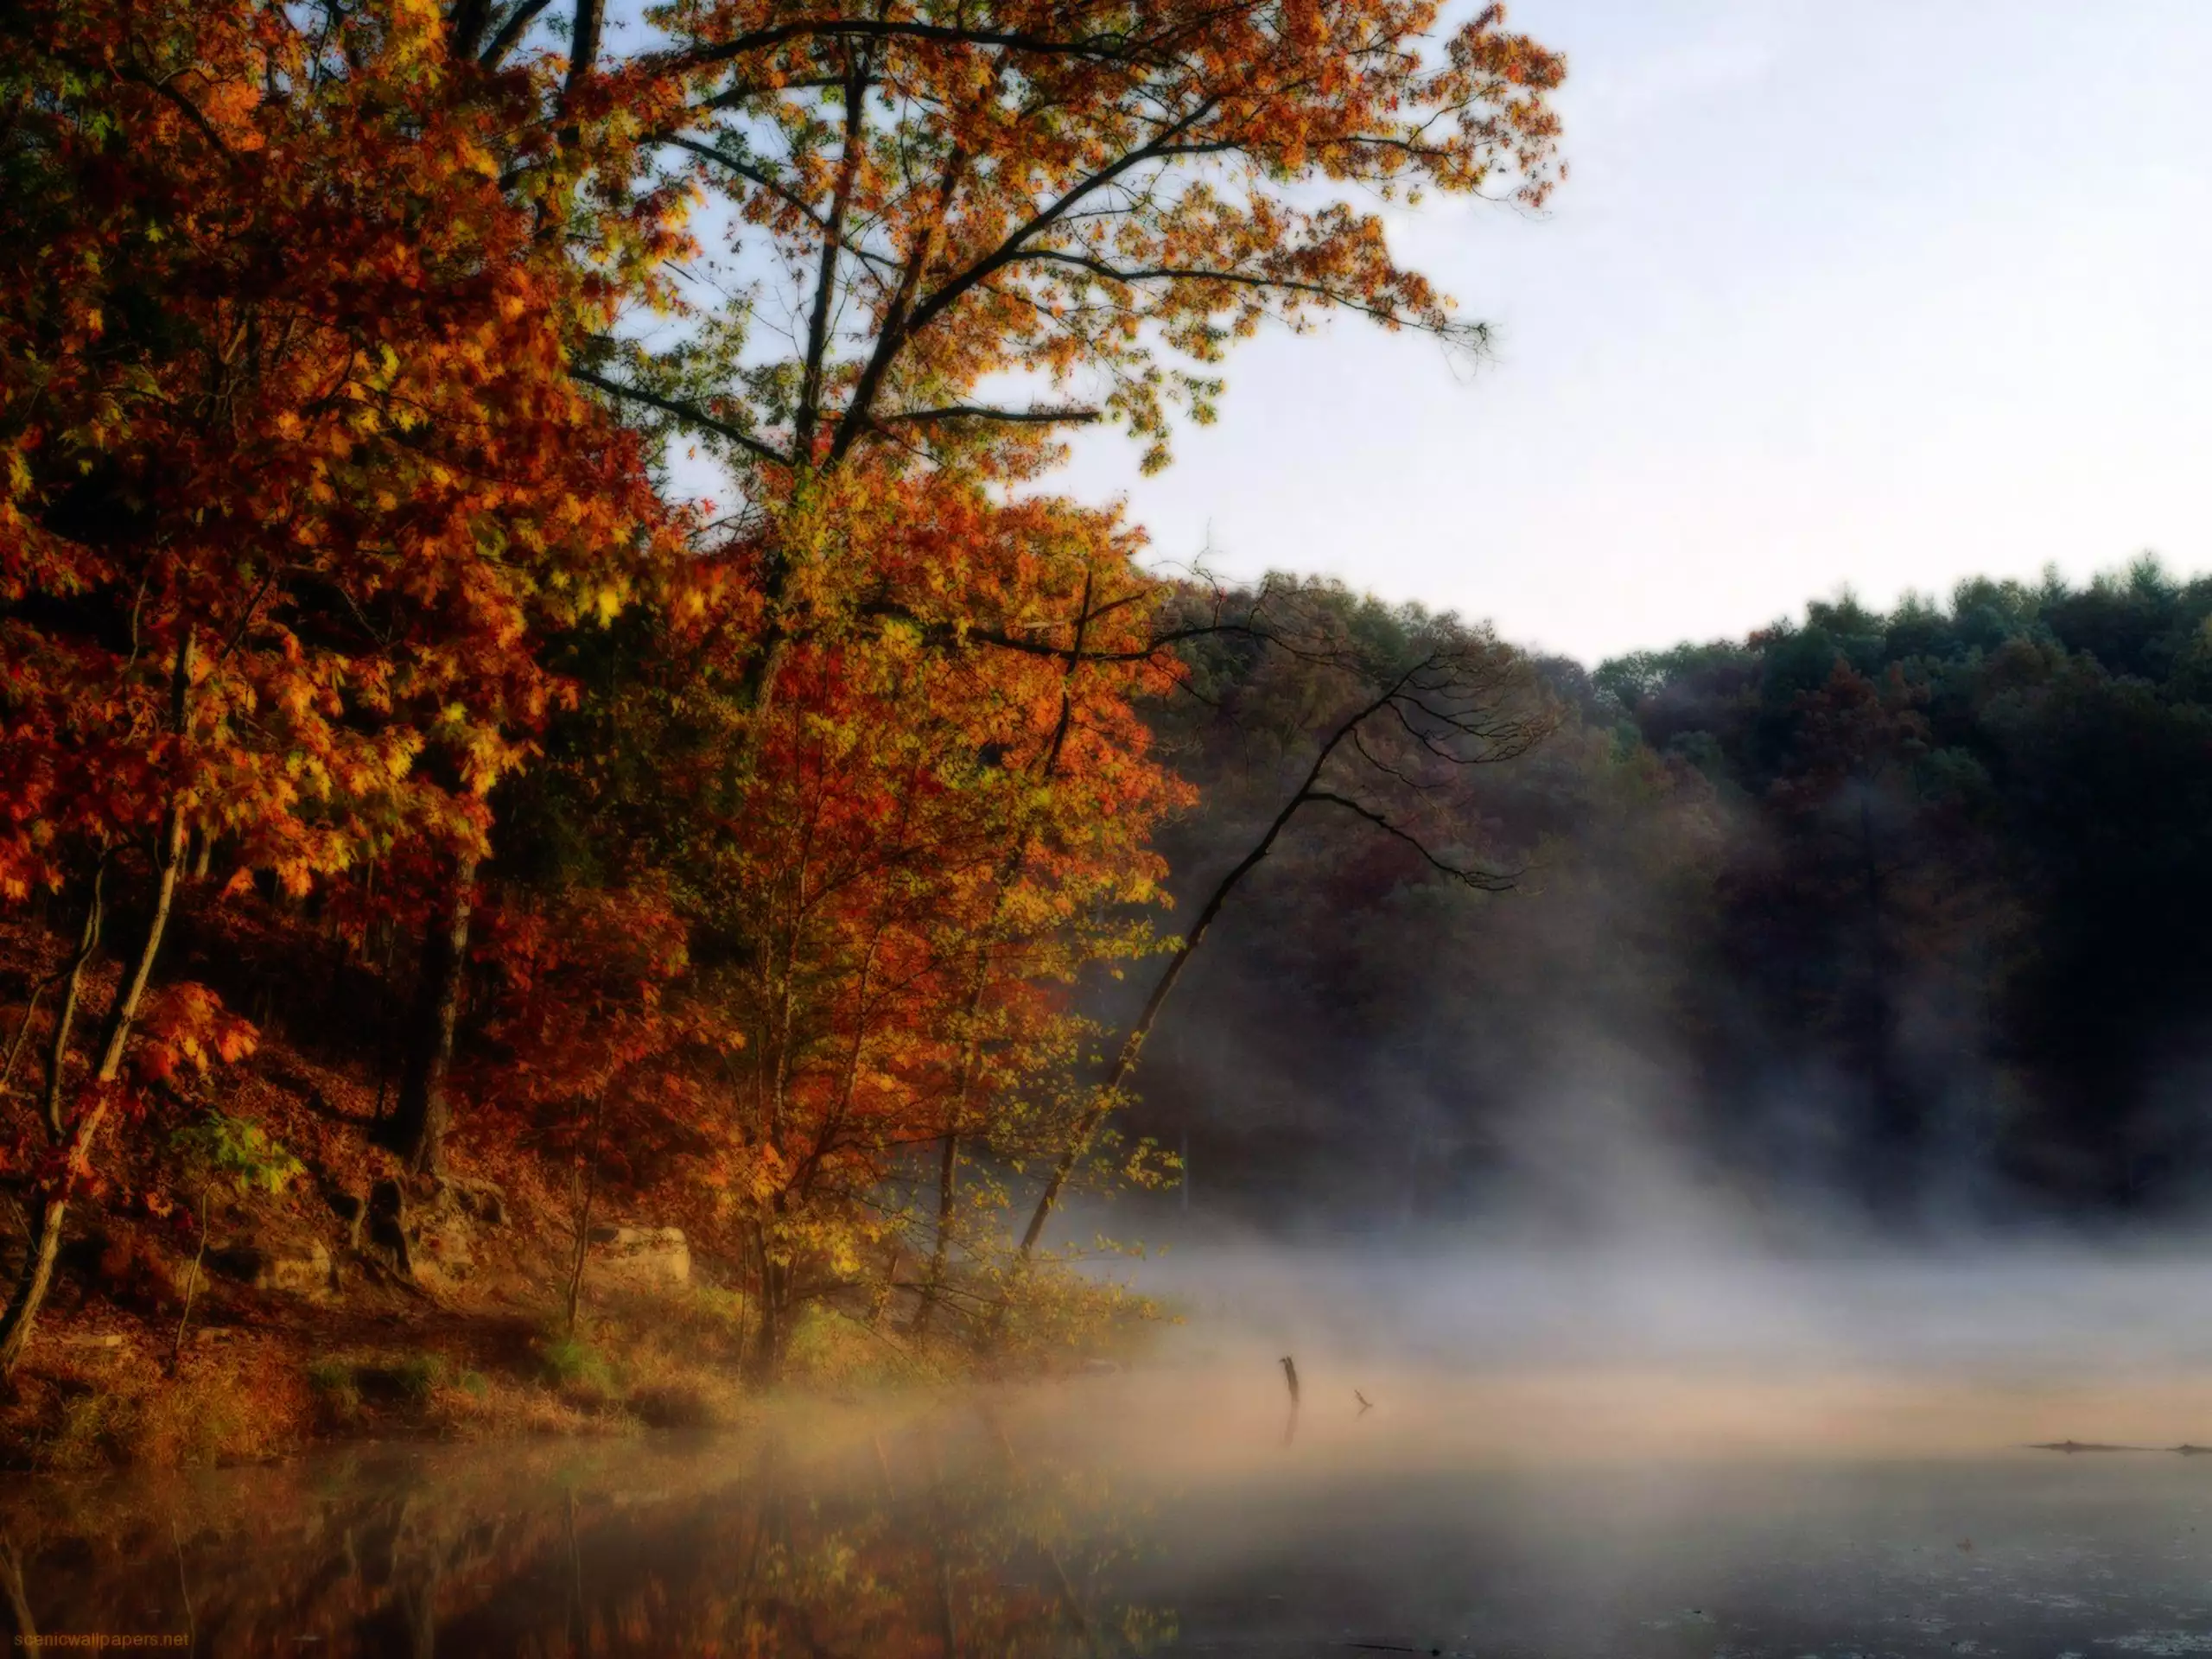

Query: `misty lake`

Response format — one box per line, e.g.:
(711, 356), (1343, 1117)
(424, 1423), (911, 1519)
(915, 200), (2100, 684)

(11, 1338), (2212, 1658)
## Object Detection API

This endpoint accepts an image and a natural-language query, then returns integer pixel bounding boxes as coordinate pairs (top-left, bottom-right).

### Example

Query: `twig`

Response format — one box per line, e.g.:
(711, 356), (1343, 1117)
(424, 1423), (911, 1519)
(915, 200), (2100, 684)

(170, 1518), (195, 1653)
(0, 978), (54, 1099)
(170, 1192), (211, 1369)
(0, 1535), (37, 1645)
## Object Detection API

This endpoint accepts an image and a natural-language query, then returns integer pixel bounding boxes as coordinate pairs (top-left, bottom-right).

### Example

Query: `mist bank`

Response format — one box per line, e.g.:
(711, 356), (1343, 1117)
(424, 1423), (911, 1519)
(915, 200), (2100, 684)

(1114, 1224), (2212, 1370)
(1109, 559), (2212, 1234)
(1038, 1211), (2212, 1464)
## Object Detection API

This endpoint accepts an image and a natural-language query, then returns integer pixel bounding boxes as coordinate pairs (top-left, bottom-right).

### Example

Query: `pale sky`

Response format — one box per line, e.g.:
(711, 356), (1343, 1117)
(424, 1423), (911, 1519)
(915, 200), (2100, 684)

(1046, 0), (2212, 664)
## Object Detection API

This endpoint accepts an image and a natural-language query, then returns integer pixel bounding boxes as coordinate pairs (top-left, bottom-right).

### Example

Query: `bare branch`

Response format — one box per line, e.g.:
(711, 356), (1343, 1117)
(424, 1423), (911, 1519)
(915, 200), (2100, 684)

(570, 365), (792, 468)
(658, 19), (1166, 75)
(448, 0), (493, 61)
(1302, 791), (1516, 890)
(656, 137), (899, 270)
(874, 404), (1101, 427)
(481, 0), (556, 69)
(563, 0), (605, 102)
(1014, 250), (1480, 339)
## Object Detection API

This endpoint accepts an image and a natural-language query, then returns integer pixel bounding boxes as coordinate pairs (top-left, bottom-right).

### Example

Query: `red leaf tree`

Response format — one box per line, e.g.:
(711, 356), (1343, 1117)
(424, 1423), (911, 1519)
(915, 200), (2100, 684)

(0, 0), (673, 1371)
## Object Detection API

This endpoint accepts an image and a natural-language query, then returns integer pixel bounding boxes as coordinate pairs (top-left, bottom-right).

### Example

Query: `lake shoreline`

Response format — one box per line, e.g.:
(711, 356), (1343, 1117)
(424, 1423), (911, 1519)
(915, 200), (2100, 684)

(0, 1282), (1147, 1473)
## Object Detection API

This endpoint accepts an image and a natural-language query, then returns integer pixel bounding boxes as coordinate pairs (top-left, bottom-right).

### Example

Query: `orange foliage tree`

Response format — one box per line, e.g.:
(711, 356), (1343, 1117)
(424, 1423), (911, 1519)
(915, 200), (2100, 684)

(570, 0), (1565, 702)
(503, 463), (1190, 1365)
(529, 0), (1564, 1355)
(0, 0), (674, 1370)
(1, 0), (1567, 1383)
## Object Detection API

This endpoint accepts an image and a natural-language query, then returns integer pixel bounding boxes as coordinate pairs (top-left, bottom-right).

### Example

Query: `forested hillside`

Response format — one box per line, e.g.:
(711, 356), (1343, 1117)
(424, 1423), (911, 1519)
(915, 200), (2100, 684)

(10, 0), (2212, 1481)
(0, 0), (1569, 1453)
(1135, 561), (2212, 1230)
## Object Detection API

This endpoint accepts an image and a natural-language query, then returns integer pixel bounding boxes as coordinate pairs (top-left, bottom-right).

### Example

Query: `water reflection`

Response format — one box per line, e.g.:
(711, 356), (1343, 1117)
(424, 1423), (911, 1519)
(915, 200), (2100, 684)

(0, 1400), (1170, 1656)
(15, 1363), (2212, 1656)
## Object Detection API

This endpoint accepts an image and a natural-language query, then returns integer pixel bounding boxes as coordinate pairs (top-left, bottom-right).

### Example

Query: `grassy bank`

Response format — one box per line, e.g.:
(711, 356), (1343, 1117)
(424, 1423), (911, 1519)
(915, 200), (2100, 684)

(2, 1301), (732, 1472)
(0, 1268), (1167, 1471)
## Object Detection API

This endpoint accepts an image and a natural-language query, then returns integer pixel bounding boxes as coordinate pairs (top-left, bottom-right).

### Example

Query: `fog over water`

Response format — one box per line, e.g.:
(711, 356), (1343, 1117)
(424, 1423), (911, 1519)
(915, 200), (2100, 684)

(23, 1077), (2212, 1651)
(1072, 1035), (2212, 1462)
(18, 1224), (2212, 1654)
(1109, 1230), (2212, 1460)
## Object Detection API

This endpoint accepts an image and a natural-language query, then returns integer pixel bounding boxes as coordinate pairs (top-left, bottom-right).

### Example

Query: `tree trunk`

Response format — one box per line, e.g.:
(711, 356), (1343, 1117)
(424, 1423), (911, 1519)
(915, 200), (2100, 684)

(37, 865), (104, 1135)
(169, 1191), (210, 1369)
(913, 1131), (959, 1339)
(917, 950), (998, 1338)
(731, 627), (792, 779)
(563, 1096), (605, 1335)
(92, 805), (188, 1086)
(0, 1199), (67, 1378)
(0, 626), (200, 1378)
(0, 1094), (113, 1376)
(563, 1181), (593, 1336)
(0, 863), (105, 1379)
(0, 1534), (37, 1646)
(921, 575), (1099, 1319)
(1015, 677), (1403, 1258)
(390, 855), (477, 1177)
(747, 1246), (791, 1381)
(87, 627), (195, 1093)
(1017, 785), (1306, 1256)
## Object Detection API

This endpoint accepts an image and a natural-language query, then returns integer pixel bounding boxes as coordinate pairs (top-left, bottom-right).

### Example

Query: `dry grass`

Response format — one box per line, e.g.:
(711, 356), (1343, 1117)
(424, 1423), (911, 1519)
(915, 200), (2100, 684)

(2, 1312), (727, 1469)
(550, 1293), (751, 1429)
(5, 1337), (315, 1471)
(0, 1264), (1154, 1469)
(0, 1280), (769, 1468)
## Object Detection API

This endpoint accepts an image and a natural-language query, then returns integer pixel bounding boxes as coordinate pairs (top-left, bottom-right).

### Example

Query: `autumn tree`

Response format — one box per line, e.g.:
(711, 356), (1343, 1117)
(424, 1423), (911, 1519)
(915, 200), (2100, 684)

(560, 0), (1563, 699)
(4, 0), (1570, 1382)
(545, 0), (1563, 1346)
(496, 464), (1192, 1368)
(0, 0), (673, 1370)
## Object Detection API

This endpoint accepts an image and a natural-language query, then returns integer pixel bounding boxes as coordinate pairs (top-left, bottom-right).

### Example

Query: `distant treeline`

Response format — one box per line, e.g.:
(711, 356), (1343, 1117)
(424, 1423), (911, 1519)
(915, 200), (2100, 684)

(1129, 559), (2212, 1227)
